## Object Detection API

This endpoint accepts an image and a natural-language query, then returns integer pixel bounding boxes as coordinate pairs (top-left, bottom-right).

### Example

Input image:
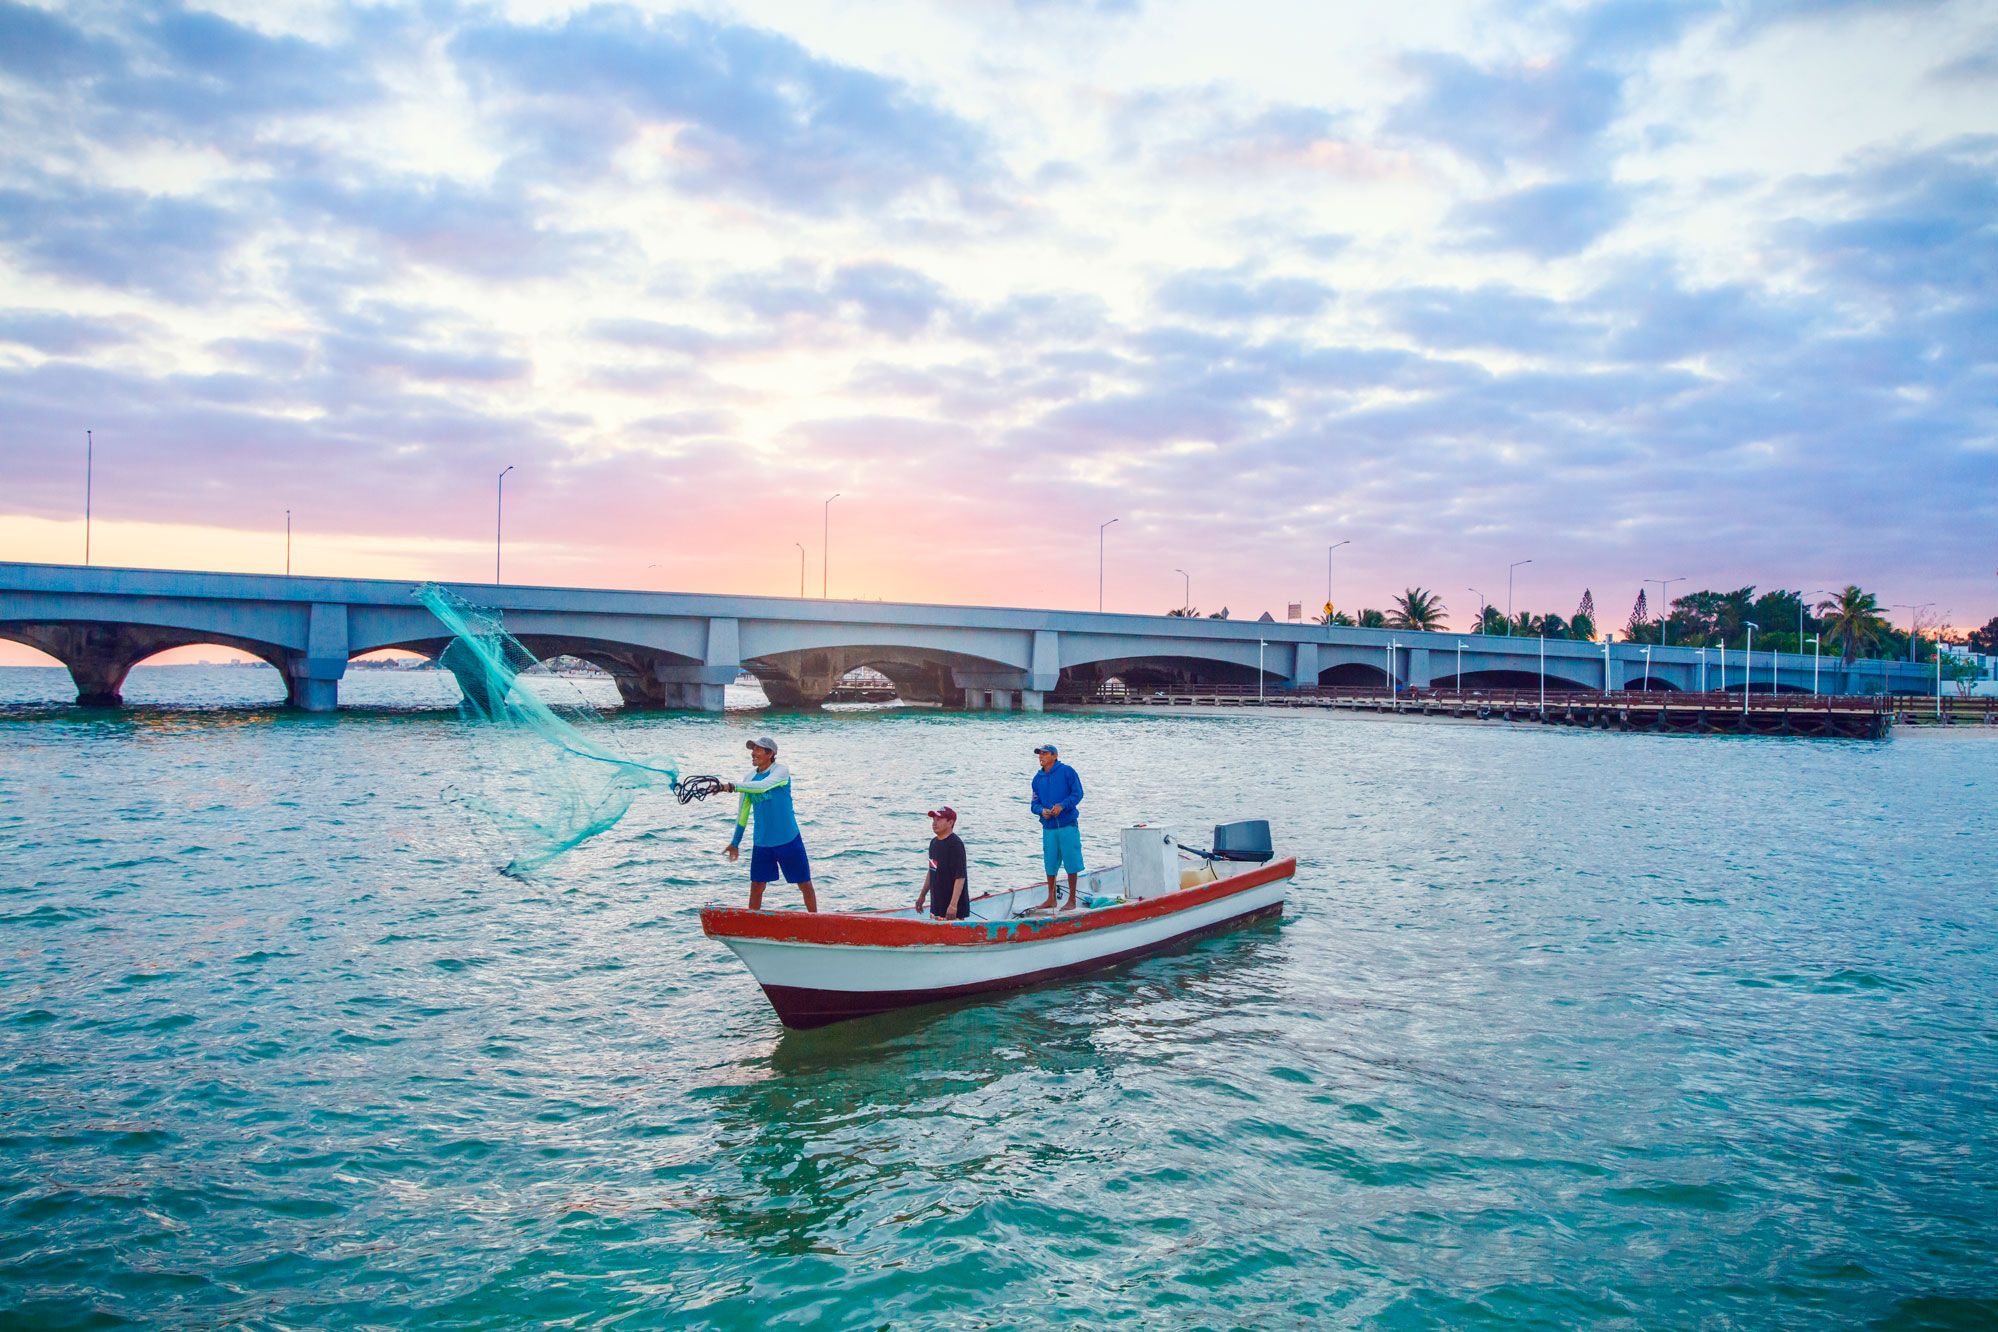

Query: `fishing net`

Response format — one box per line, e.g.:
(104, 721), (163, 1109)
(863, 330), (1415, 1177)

(416, 583), (685, 874)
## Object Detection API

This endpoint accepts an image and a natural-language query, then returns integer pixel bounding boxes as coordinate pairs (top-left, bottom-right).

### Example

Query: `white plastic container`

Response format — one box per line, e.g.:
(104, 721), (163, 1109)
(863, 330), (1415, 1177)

(1119, 825), (1180, 900)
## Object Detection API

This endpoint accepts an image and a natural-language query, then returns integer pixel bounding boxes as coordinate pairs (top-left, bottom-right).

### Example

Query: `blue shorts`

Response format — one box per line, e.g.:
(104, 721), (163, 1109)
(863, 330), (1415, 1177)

(1042, 824), (1084, 876)
(749, 836), (812, 884)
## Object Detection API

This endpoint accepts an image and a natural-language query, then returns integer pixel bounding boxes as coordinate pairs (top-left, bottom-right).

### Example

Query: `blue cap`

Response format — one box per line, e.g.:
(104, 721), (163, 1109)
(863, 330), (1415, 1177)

(1033, 742), (1058, 754)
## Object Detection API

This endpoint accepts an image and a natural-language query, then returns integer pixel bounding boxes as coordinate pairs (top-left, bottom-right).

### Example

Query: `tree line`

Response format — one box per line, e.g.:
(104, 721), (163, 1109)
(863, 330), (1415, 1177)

(1170, 584), (1998, 666)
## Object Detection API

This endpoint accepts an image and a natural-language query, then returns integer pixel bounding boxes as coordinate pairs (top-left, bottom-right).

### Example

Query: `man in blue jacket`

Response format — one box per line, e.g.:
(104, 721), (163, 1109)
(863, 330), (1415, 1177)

(1030, 742), (1085, 910)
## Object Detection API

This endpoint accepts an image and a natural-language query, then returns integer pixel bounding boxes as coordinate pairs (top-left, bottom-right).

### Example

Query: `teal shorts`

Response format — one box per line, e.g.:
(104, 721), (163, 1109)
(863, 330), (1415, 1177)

(1042, 824), (1085, 876)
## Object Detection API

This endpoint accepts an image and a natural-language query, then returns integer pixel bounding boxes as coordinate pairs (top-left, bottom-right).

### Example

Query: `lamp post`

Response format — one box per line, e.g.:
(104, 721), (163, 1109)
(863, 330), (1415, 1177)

(1388, 637), (1398, 704)
(1174, 568), (1190, 616)
(1720, 640), (1726, 696)
(1098, 517), (1119, 613)
(84, 429), (93, 567)
(1258, 639), (1267, 703)
(1807, 635), (1820, 695)
(1647, 577), (1685, 645)
(1640, 644), (1651, 691)
(1326, 540), (1349, 619)
(495, 465), (513, 584)
(1743, 621), (1757, 718)
(1891, 602), (1933, 665)
(1507, 560), (1532, 633)
(1603, 637), (1612, 695)
(1469, 587), (1487, 635)
(794, 542), (805, 598)
(1456, 637), (1464, 697)
(1539, 633), (1546, 712)
(823, 493), (840, 598)
(1697, 647), (1707, 694)
(285, 510), (291, 577)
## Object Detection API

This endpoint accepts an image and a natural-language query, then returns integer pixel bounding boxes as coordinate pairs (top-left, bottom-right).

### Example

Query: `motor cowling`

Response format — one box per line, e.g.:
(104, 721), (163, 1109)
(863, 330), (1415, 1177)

(1210, 819), (1273, 864)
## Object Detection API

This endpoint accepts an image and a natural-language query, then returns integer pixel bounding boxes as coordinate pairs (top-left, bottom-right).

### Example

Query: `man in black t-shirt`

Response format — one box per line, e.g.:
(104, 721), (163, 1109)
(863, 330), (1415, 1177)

(914, 806), (970, 919)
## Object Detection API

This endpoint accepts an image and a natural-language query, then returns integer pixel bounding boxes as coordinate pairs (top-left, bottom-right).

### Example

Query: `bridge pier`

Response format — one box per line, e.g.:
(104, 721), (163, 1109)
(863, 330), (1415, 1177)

(25, 624), (145, 706)
(282, 604), (348, 712)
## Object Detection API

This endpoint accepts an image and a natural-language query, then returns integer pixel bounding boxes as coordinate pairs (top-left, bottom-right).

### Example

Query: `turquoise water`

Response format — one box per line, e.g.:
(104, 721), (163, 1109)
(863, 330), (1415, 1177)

(3, 666), (1995, 1329)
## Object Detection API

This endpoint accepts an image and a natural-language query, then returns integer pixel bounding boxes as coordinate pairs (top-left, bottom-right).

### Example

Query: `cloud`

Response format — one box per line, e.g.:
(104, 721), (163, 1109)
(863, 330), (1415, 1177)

(269, 167), (591, 279)
(452, 7), (994, 213)
(1156, 267), (1336, 321)
(1784, 138), (1998, 301)
(0, 177), (243, 300)
(1452, 179), (1636, 257)
(1380, 285), (1603, 356)
(1387, 52), (1625, 172)
(0, 1), (107, 82)
(715, 260), (952, 337)
(0, 308), (145, 355)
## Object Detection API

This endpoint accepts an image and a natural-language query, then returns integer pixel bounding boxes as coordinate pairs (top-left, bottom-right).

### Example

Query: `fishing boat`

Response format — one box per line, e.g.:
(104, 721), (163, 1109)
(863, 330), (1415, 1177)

(700, 820), (1294, 1029)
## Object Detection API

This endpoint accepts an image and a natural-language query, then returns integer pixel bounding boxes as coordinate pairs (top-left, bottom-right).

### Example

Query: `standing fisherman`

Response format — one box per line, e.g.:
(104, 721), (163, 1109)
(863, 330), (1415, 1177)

(1030, 742), (1085, 911)
(722, 736), (818, 912)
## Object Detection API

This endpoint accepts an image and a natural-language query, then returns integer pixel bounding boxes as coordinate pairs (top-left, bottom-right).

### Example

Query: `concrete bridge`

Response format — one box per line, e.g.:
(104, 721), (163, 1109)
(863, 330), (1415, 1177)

(0, 561), (1937, 712)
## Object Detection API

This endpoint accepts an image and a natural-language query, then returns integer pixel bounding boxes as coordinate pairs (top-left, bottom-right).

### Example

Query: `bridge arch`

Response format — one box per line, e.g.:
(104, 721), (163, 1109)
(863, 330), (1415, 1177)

(1320, 662), (1390, 688)
(0, 621), (300, 707)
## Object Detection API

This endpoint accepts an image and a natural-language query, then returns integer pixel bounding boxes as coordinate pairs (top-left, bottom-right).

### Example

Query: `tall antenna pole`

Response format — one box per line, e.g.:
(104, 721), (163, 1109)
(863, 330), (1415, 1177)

(84, 429), (93, 566)
(823, 493), (840, 597)
(1098, 517), (1119, 612)
(496, 465), (513, 584)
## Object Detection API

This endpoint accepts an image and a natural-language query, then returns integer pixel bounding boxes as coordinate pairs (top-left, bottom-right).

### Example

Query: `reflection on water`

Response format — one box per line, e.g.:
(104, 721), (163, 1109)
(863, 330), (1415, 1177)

(1, 667), (1995, 1328)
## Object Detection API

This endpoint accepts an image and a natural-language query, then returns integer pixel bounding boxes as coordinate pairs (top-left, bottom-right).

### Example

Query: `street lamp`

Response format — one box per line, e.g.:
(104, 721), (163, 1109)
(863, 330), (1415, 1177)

(495, 465), (513, 584)
(1539, 633), (1546, 712)
(1744, 621), (1758, 718)
(1603, 637), (1612, 695)
(1468, 587), (1487, 635)
(1099, 518), (1119, 613)
(1326, 540), (1349, 619)
(1807, 634), (1820, 695)
(1640, 644), (1651, 691)
(1456, 637), (1464, 697)
(1647, 577), (1685, 645)
(285, 509), (291, 577)
(1891, 602), (1933, 664)
(823, 493), (840, 598)
(1258, 639), (1267, 703)
(84, 429), (93, 566)
(1697, 647), (1708, 694)
(1507, 559), (1532, 633)
(1388, 637), (1398, 703)
(794, 542), (805, 598)
(1174, 567), (1190, 616)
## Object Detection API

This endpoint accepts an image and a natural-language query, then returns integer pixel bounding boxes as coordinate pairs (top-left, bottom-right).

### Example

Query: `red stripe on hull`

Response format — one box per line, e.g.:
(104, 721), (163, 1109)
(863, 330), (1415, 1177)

(758, 899), (1283, 1029)
(703, 857), (1297, 949)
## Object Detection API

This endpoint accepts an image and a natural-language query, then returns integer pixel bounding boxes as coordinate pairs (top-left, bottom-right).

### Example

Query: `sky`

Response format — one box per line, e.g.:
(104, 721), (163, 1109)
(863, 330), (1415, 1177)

(1, 0), (1994, 667)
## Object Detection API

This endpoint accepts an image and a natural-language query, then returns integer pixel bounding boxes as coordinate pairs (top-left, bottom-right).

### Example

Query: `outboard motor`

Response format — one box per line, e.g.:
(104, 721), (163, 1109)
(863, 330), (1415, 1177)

(1209, 819), (1274, 864)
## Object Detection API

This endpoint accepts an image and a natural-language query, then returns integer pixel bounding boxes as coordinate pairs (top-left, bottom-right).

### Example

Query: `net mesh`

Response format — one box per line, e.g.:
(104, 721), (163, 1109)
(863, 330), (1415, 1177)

(416, 583), (681, 874)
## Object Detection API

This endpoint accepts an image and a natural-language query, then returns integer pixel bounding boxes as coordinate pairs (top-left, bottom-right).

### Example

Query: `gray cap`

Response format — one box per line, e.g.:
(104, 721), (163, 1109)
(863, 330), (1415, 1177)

(746, 736), (779, 754)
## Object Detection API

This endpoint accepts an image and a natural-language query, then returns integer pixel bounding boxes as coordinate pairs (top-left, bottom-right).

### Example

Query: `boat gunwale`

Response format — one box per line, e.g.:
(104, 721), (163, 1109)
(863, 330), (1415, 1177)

(699, 856), (1296, 950)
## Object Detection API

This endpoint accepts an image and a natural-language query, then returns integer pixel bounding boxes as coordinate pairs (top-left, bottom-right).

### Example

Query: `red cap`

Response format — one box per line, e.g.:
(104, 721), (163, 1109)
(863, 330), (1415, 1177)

(926, 806), (957, 821)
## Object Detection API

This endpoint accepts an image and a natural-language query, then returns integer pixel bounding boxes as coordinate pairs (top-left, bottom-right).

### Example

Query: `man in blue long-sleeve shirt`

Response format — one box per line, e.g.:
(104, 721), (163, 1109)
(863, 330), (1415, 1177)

(721, 736), (817, 912)
(1030, 742), (1085, 910)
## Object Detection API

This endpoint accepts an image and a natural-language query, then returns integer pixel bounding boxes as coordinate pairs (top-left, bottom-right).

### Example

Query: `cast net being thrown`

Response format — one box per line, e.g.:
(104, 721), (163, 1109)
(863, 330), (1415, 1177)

(416, 583), (683, 874)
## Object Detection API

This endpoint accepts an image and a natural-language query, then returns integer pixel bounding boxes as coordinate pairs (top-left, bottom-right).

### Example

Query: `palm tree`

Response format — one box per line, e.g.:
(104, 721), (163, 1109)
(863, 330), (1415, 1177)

(1165, 606), (1199, 617)
(1357, 608), (1387, 628)
(1387, 587), (1448, 631)
(1816, 585), (1891, 665)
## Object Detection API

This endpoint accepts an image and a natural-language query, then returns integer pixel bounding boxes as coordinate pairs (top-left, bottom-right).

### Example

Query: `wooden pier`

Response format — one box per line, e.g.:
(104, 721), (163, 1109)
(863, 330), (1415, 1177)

(1050, 684), (1913, 739)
